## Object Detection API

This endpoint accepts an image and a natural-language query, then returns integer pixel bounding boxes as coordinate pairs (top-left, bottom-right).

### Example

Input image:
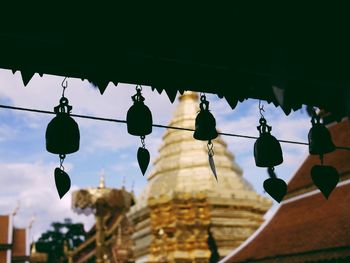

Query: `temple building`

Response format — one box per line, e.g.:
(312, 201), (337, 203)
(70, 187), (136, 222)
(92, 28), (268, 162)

(222, 118), (350, 262)
(67, 175), (135, 262)
(128, 92), (271, 262)
(0, 214), (30, 263)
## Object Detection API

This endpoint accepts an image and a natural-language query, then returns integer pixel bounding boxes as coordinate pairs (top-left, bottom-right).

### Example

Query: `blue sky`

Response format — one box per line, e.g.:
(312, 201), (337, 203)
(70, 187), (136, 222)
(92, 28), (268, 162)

(0, 69), (311, 240)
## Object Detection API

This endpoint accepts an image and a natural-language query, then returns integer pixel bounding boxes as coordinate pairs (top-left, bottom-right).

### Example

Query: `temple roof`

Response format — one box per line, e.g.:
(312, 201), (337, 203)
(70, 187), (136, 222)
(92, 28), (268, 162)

(222, 181), (350, 263)
(222, 119), (350, 262)
(131, 91), (270, 212)
(0, 214), (29, 262)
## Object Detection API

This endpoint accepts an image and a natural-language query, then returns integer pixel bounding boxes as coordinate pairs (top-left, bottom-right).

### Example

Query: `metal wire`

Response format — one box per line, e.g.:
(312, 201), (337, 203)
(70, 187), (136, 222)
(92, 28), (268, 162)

(0, 103), (349, 151)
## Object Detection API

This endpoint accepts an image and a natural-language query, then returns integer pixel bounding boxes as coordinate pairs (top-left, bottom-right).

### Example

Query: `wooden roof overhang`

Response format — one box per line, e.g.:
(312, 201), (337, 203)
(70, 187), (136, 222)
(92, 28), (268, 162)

(1, 7), (350, 117)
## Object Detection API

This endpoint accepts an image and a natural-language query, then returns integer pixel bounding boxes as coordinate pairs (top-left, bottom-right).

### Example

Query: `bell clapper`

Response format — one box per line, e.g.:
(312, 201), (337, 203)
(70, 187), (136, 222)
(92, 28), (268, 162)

(264, 167), (287, 203)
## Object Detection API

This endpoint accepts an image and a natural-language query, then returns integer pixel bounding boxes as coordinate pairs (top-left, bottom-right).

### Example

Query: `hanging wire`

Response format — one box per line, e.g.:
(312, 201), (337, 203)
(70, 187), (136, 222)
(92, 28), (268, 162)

(0, 103), (349, 151)
(61, 77), (68, 97)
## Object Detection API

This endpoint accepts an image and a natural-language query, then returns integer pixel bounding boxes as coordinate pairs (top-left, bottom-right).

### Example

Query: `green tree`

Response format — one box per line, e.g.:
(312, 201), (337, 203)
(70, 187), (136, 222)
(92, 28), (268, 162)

(36, 218), (86, 262)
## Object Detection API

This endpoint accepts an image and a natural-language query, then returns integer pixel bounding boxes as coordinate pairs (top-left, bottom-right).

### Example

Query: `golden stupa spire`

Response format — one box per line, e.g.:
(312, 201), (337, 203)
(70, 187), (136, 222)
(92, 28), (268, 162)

(99, 169), (106, 189)
(146, 91), (250, 196)
(129, 91), (271, 262)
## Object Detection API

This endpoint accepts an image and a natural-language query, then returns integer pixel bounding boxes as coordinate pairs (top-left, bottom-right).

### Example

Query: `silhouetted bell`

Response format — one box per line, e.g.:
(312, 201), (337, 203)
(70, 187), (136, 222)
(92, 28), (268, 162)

(46, 97), (80, 154)
(254, 118), (283, 167)
(127, 91), (152, 136)
(308, 116), (335, 155)
(193, 96), (218, 141)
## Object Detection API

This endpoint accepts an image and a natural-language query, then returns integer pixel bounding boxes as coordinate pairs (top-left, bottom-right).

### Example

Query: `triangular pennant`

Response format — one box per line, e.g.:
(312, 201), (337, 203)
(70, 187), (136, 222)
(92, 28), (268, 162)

(152, 85), (163, 94)
(92, 80), (109, 95)
(164, 88), (177, 103)
(20, 70), (35, 86)
(225, 96), (238, 110)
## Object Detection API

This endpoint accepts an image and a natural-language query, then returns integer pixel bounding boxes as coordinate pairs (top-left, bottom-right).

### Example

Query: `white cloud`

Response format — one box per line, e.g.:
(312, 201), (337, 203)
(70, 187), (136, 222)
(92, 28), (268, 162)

(0, 160), (94, 240)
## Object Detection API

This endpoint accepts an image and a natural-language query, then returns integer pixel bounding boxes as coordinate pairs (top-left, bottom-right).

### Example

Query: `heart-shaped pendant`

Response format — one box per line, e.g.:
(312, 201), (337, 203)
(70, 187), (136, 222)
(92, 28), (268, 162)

(311, 165), (339, 199)
(137, 147), (150, 175)
(263, 177), (287, 203)
(54, 168), (71, 199)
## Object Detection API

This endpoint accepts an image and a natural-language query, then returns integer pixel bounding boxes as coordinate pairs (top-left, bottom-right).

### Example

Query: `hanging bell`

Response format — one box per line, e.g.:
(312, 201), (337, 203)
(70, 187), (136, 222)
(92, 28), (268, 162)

(308, 116), (335, 155)
(193, 95), (218, 141)
(254, 117), (283, 167)
(126, 88), (153, 136)
(46, 97), (80, 154)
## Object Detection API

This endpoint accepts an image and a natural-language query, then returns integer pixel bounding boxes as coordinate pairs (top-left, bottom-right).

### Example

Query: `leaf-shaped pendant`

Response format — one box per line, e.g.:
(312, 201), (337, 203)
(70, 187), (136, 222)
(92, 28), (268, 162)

(263, 177), (287, 203)
(209, 154), (218, 182)
(311, 165), (339, 199)
(137, 147), (150, 175)
(54, 168), (71, 199)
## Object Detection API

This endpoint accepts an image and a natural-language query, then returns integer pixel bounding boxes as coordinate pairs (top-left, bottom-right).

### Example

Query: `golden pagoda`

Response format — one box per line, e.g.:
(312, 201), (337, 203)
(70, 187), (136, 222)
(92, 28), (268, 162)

(128, 92), (271, 262)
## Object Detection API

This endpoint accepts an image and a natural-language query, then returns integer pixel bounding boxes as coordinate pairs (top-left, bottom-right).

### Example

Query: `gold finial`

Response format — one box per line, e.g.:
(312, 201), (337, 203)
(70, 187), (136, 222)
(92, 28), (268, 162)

(99, 169), (106, 189)
(178, 91), (199, 101)
(28, 214), (36, 230)
(122, 175), (126, 189)
(31, 242), (37, 254)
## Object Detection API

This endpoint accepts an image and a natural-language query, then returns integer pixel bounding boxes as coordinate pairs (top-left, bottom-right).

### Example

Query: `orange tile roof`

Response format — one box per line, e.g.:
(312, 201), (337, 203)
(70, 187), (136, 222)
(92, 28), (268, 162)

(222, 119), (350, 263)
(223, 181), (350, 262)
